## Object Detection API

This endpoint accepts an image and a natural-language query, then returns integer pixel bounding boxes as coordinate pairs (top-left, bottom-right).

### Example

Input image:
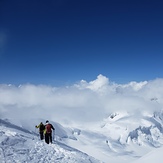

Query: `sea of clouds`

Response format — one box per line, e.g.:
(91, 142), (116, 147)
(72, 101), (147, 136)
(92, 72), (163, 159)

(0, 74), (163, 127)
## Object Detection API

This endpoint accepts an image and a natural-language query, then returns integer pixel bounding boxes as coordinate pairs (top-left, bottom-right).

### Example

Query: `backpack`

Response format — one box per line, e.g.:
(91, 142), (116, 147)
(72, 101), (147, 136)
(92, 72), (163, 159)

(46, 124), (52, 133)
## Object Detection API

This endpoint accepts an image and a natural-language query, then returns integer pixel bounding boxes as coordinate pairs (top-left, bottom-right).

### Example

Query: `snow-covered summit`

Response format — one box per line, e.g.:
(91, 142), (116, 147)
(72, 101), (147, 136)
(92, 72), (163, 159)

(0, 119), (101, 163)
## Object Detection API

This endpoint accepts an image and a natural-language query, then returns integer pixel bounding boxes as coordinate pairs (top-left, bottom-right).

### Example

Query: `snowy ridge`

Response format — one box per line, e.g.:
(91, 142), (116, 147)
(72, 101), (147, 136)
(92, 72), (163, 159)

(103, 111), (163, 145)
(0, 119), (101, 163)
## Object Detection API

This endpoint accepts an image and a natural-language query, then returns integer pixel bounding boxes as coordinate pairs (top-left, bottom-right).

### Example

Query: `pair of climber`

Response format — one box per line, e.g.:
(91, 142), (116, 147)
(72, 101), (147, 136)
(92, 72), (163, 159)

(35, 120), (55, 144)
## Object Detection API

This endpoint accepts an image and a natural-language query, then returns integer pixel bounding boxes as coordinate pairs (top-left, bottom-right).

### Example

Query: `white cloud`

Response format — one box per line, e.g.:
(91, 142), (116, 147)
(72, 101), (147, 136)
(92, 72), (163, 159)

(85, 74), (109, 91)
(0, 75), (163, 126)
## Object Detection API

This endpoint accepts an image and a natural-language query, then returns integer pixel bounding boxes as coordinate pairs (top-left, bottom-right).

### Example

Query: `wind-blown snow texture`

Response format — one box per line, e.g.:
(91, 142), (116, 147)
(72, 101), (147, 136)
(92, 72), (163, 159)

(1, 75), (163, 163)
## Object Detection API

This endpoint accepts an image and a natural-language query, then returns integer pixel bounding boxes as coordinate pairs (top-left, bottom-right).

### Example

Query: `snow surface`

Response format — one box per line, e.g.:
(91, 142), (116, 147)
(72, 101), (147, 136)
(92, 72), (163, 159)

(1, 75), (163, 163)
(0, 119), (100, 163)
(131, 147), (163, 163)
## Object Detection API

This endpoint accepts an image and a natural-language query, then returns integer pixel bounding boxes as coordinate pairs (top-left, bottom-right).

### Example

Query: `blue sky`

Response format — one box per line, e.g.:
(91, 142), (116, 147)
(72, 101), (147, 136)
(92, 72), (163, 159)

(0, 0), (163, 85)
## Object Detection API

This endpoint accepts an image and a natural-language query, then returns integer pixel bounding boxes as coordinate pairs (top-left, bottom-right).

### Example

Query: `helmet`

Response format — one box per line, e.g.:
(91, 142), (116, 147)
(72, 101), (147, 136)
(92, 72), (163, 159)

(46, 120), (49, 123)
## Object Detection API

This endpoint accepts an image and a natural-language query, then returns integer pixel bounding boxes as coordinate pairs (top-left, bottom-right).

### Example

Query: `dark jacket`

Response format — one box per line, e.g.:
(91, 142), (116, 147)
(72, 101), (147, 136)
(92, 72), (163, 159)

(36, 122), (45, 132)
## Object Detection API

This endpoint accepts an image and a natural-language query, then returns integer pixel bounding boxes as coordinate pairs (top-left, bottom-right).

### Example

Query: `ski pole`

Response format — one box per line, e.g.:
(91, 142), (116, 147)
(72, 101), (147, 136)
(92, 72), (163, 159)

(53, 129), (55, 142)
(35, 127), (39, 140)
(33, 127), (35, 140)
(33, 127), (36, 140)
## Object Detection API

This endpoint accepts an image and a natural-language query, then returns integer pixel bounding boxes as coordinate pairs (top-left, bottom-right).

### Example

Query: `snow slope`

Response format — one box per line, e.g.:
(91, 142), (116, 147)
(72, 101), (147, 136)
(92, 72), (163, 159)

(0, 119), (101, 163)
(65, 111), (163, 163)
(1, 109), (163, 163)
(131, 147), (163, 163)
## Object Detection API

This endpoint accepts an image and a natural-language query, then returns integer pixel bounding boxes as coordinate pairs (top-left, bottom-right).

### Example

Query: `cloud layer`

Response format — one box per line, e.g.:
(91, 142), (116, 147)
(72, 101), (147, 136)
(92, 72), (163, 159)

(0, 75), (163, 126)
